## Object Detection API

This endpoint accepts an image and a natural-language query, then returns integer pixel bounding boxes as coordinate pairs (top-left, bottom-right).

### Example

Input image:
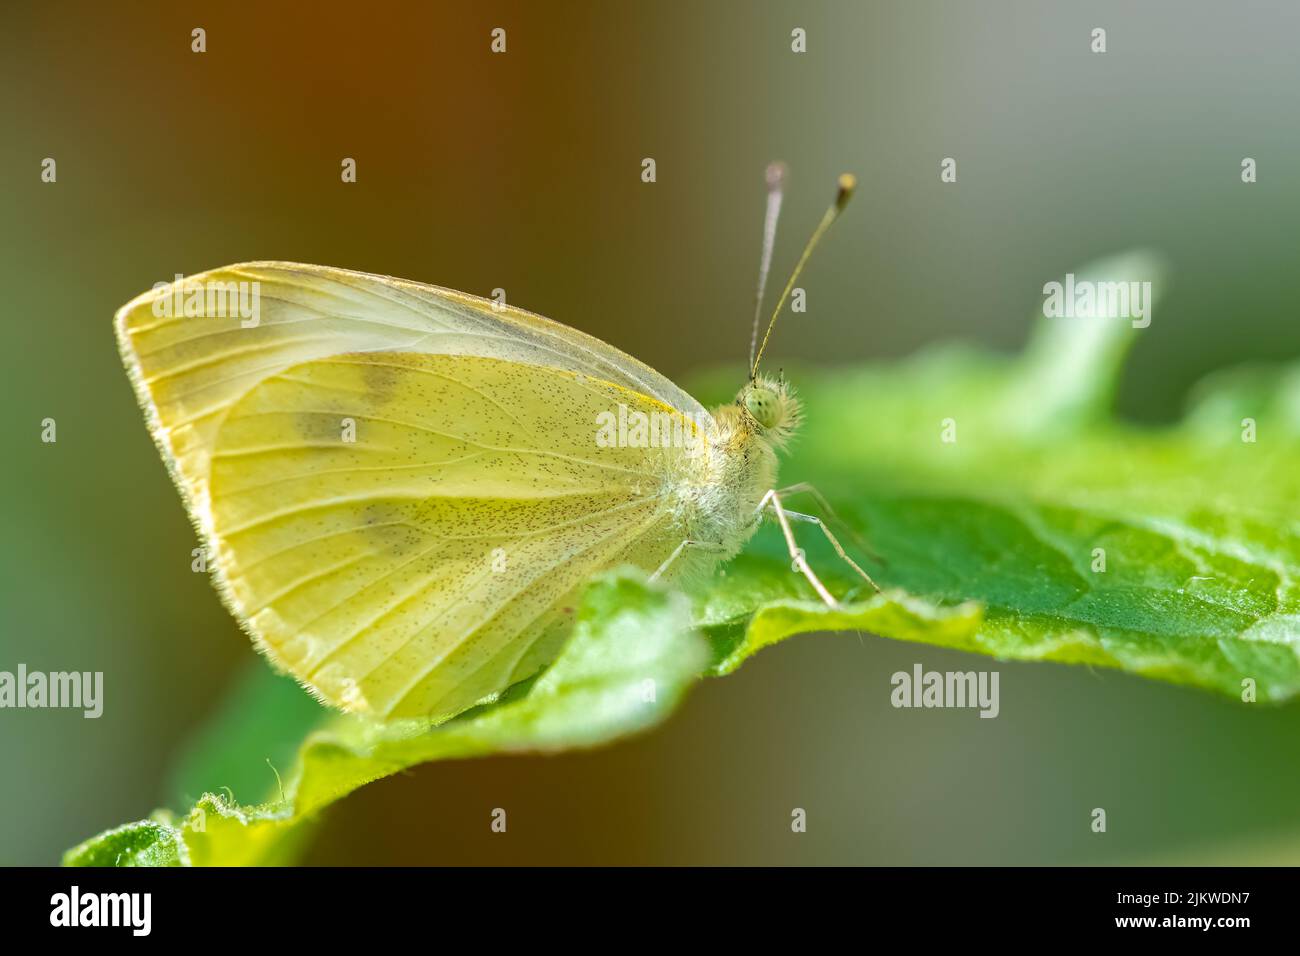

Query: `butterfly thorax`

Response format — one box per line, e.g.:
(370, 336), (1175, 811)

(662, 377), (801, 565)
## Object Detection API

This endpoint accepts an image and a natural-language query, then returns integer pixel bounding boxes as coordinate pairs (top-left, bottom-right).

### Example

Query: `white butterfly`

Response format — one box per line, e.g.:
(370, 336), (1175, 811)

(116, 167), (874, 720)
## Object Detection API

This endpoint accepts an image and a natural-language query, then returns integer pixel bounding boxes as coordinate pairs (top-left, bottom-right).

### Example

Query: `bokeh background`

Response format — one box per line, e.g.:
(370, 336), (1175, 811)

(4, 0), (1300, 865)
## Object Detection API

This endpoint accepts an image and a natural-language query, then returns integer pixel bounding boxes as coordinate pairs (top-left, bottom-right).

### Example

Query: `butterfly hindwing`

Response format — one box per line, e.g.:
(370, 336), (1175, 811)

(208, 351), (692, 718)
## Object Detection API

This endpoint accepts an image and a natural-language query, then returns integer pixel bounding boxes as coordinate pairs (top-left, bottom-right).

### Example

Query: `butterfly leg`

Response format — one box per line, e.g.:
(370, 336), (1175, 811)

(650, 538), (725, 583)
(781, 508), (882, 594)
(755, 489), (839, 607)
(775, 481), (886, 566)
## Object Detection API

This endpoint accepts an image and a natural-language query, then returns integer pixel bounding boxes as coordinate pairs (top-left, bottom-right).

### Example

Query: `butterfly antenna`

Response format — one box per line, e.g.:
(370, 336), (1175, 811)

(749, 161), (787, 371)
(750, 172), (856, 379)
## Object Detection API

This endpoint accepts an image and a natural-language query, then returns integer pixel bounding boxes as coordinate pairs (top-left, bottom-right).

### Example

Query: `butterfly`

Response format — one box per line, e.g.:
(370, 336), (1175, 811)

(115, 165), (876, 721)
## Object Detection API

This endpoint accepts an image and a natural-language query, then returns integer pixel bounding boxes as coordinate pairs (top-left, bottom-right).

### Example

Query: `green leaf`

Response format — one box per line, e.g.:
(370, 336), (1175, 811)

(63, 820), (188, 867)
(730, 250), (1300, 702)
(69, 250), (1300, 865)
(67, 571), (976, 866)
(691, 555), (982, 674)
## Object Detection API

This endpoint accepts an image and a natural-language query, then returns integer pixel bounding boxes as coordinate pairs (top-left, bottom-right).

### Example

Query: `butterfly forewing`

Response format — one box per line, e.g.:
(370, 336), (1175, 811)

(116, 262), (706, 522)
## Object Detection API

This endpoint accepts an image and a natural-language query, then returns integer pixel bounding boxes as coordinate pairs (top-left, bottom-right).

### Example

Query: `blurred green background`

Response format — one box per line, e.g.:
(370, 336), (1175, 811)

(4, 0), (1300, 865)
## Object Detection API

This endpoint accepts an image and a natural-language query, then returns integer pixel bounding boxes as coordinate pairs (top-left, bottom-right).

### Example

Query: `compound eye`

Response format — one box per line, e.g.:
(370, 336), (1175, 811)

(744, 389), (778, 428)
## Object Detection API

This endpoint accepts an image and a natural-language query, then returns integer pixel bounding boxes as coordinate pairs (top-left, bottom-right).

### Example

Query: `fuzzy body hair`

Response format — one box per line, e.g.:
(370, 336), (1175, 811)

(655, 375), (802, 586)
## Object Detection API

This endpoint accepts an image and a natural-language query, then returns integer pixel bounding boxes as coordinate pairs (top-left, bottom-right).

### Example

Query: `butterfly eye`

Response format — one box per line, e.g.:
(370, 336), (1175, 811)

(744, 388), (780, 429)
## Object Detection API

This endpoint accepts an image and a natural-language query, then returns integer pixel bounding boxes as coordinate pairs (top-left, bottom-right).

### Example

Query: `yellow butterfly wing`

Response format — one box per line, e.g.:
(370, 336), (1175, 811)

(116, 262), (707, 521)
(116, 264), (705, 719)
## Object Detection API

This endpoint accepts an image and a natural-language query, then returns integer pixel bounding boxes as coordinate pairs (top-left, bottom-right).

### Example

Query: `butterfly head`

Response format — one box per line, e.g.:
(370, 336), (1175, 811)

(738, 373), (801, 447)
(723, 165), (852, 453)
